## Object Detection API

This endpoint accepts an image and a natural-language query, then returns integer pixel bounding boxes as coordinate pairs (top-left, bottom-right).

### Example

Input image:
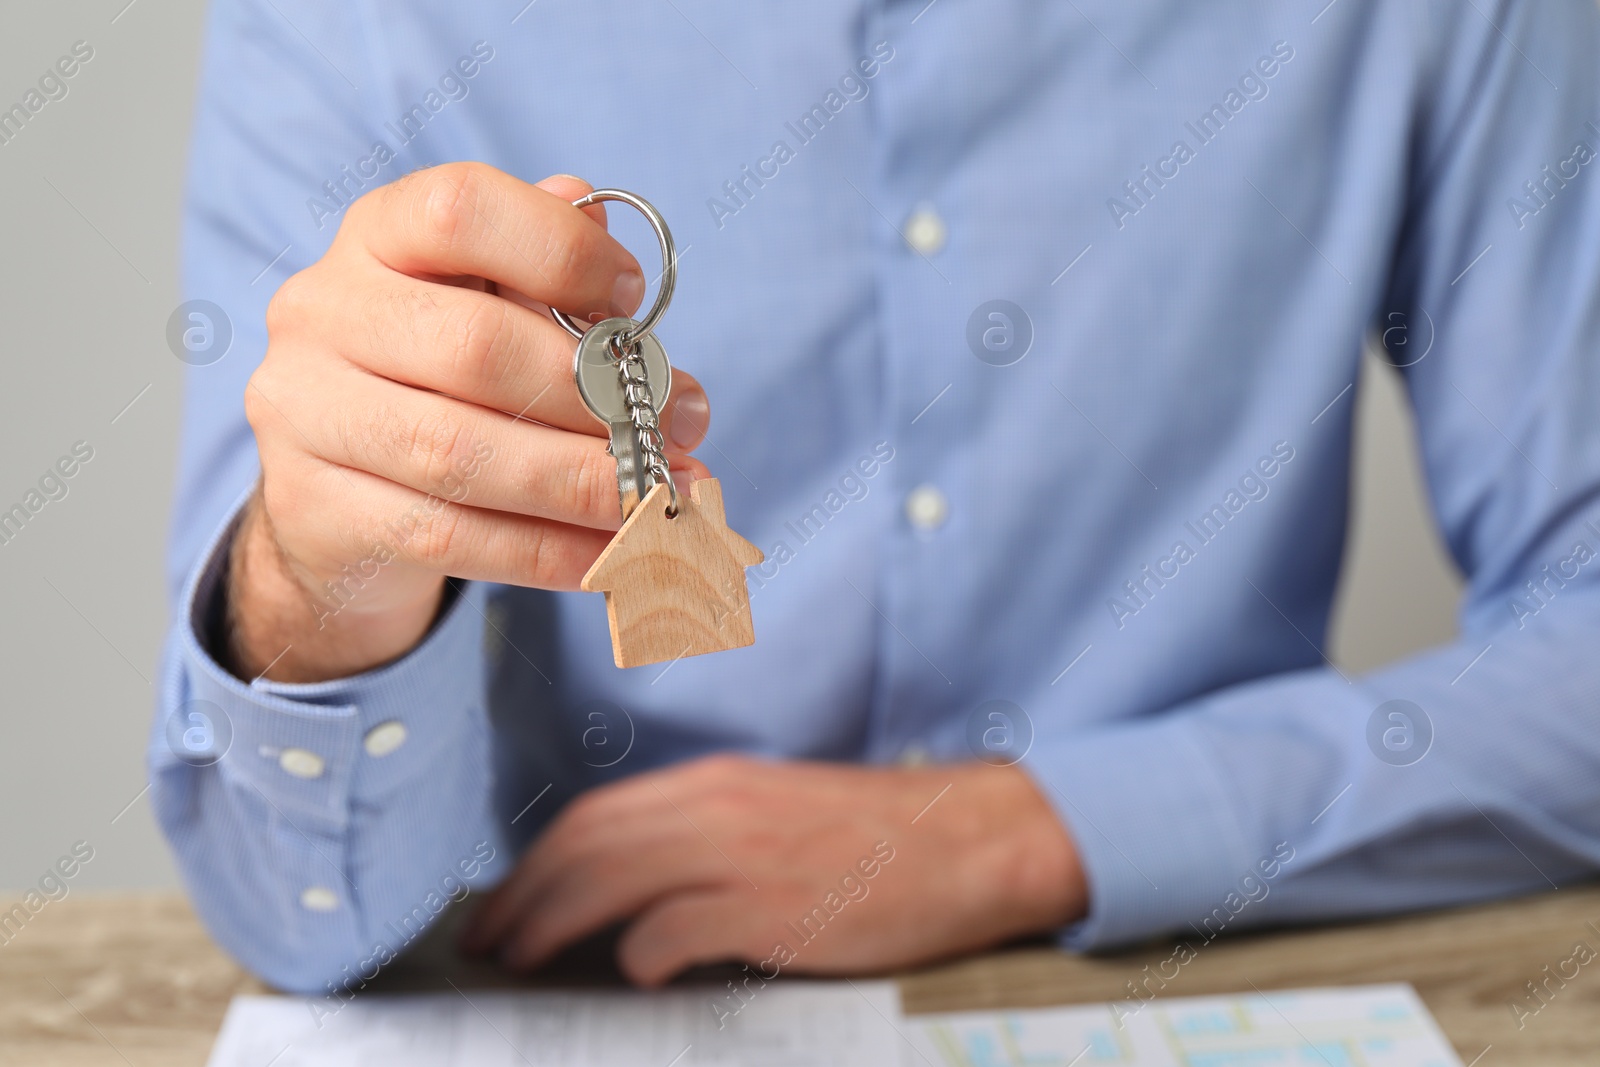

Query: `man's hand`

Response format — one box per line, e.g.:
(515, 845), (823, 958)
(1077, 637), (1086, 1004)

(229, 165), (712, 683)
(459, 756), (1086, 986)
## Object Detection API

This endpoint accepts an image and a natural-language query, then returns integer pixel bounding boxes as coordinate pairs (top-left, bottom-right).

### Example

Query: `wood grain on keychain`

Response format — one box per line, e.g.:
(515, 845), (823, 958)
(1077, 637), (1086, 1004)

(582, 477), (764, 668)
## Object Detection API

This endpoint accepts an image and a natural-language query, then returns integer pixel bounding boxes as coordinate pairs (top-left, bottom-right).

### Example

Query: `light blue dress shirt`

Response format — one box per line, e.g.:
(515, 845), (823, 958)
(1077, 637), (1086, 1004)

(151, 0), (1600, 994)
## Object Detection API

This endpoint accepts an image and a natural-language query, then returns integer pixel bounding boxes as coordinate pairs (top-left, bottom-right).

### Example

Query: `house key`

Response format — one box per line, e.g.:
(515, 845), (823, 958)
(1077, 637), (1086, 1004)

(551, 189), (763, 669)
(573, 317), (671, 522)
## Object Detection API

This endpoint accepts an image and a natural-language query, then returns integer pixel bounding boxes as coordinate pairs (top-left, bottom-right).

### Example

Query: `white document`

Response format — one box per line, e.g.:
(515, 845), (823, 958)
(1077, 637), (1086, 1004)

(205, 979), (903, 1067)
(901, 983), (1464, 1067)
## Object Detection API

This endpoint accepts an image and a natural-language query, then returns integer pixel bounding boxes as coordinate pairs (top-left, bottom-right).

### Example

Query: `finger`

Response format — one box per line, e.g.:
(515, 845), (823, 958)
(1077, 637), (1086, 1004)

(282, 364), (708, 531)
(487, 760), (766, 964)
(498, 840), (730, 970)
(258, 444), (615, 590)
(336, 276), (710, 448)
(663, 382), (711, 453)
(355, 162), (645, 324)
(461, 756), (765, 955)
(414, 174), (610, 292)
(460, 785), (696, 954)
(535, 174), (609, 230)
(617, 889), (767, 987)
(497, 764), (723, 903)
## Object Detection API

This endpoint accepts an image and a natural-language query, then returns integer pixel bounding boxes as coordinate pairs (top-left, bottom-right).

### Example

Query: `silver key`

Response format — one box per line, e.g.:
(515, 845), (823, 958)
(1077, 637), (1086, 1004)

(575, 316), (672, 521)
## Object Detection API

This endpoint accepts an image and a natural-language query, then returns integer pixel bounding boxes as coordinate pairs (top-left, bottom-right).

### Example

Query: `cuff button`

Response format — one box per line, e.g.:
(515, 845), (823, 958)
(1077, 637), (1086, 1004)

(363, 721), (408, 758)
(299, 886), (339, 912)
(278, 748), (326, 779)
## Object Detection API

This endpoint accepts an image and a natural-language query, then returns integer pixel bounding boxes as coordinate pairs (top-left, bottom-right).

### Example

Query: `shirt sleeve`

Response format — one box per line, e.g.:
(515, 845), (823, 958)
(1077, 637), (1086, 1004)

(1030, 0), (1600, 950)
(148, 0), (505, 994)
(151, 493), (506, 994)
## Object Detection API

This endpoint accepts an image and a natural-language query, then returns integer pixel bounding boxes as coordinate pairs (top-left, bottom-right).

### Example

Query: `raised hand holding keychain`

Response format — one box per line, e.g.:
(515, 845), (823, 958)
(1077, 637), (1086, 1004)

(553, 190), (763, 668)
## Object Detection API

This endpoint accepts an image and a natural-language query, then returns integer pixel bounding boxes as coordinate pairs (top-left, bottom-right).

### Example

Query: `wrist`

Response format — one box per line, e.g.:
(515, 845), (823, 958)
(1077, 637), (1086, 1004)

(223, 491), (444, 682)
(968, 763), (1087, 931)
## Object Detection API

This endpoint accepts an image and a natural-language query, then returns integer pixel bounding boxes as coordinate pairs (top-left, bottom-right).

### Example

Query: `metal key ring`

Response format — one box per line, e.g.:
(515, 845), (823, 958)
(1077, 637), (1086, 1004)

(551, 189), (676, 347)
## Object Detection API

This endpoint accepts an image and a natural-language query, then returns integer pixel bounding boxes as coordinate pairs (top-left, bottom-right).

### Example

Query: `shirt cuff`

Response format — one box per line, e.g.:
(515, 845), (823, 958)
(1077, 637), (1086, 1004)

(159, 486), (490, 828)
(1022, 712), (1256, 951)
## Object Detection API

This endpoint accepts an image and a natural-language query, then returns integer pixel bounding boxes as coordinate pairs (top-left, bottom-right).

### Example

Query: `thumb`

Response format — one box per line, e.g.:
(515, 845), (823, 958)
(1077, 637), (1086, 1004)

(536, 173), (607, 230)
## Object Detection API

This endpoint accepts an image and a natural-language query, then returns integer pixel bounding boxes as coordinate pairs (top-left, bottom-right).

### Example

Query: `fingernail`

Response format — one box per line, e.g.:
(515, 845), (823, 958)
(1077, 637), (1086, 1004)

(670, 468), (698, 495)
(611, 271), (645, 318)
(668, 388), (709, 449)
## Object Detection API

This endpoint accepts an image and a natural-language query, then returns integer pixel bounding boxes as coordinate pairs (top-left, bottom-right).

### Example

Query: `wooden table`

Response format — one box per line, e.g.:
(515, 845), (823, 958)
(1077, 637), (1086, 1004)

(3, 887), (1597, 1065)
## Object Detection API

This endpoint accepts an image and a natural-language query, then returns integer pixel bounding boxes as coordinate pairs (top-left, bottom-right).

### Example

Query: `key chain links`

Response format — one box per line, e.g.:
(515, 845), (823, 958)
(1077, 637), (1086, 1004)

(553, 189), (680, 516)
(613, 332), (678, 516)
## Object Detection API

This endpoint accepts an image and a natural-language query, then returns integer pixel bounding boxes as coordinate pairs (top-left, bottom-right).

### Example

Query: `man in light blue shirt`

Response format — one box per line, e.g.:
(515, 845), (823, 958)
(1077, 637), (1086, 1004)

(153, 0), (1600, 996)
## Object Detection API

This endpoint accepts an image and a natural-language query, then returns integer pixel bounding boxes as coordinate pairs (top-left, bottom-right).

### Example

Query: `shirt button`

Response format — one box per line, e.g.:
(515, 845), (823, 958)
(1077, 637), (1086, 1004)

(278, 748), (325, 779)
(905, 484), (950, 532)
(364, 721), (408, 758)
(299, 886), (339, 912)
(903, 206), (947, 256)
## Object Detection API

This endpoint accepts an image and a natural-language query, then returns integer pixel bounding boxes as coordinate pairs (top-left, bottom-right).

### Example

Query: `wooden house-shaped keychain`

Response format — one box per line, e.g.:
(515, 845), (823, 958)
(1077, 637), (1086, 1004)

(582, 477), (764, 668)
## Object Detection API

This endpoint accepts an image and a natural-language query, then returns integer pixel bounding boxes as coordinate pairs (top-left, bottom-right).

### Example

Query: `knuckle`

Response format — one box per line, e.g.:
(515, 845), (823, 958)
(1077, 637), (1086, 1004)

(416, 163), (484, 252)
(566, 783), (625, 832)
(535, 217), (599, 295)
(510, 519), (551, 587)
(550, 808), (598, 851)
(443, 293), (514, 385)
(242, 371), (270, 433)
(243, 366), (289, 438)
(561, 443), (617, 523)
(265, 269), (317, 338)
(408, 500), (464, 567)
(681, 755), (758, 811)
(545, 799), (591, 843)
(406, 409), (476, 489)
(538, 805), (606, 865)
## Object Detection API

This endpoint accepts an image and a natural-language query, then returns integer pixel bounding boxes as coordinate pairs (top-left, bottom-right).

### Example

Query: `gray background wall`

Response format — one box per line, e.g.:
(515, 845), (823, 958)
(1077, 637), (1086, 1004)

(0, 1), (1463, 892)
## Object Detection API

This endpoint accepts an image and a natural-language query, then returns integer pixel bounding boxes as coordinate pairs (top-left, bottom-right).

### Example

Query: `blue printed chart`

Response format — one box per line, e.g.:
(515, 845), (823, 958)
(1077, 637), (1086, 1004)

(904, 984), (1464, 1067)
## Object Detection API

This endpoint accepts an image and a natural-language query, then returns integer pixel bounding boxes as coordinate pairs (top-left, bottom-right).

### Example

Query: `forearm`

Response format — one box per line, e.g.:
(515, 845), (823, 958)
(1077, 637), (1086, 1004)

(1033, 593), (1600, 951)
